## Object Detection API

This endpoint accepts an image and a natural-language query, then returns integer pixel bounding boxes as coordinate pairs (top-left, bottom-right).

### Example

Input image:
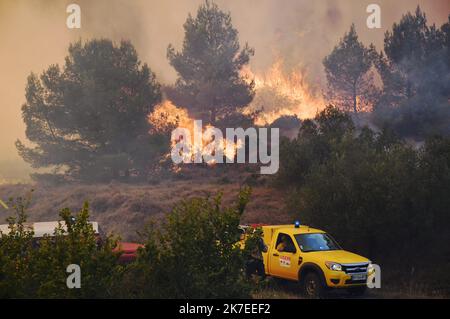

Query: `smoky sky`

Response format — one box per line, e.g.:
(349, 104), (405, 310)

(0, 0), (449, 168)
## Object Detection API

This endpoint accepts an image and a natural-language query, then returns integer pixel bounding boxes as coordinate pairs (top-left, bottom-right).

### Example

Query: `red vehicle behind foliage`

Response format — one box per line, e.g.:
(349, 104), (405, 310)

(0, 221), (143, 263)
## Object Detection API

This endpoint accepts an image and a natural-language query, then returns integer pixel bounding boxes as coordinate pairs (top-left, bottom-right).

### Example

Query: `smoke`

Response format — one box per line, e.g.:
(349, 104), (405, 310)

(0, 0), (448, 180)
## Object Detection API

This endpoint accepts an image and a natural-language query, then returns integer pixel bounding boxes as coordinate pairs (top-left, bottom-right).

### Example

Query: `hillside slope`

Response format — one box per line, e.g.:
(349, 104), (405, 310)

(0, 181), (291, 241)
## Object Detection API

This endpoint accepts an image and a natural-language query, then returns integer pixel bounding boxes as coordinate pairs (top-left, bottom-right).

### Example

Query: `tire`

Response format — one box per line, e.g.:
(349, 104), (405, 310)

(347, 286), (367, 297)
(302, 272), (325, 299)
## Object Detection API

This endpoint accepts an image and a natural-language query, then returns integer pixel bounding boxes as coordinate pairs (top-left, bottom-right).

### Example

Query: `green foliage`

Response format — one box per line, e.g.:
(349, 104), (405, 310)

(0, 198), (122, 298)
(167, 0), (255, 124)
(0, 195), (35, 297)
(278, 106), (450, 292)
(16, 39), (165, 182)
(276, 105), (354, 185)
(323, 24), (378, 113)
(0, 188), (257, 298)
(128, 187), (252, 298)
(242, 227), (264, 260)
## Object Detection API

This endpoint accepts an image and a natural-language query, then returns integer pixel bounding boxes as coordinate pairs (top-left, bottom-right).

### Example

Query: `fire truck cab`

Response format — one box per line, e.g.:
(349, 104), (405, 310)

(241, 222), (375, 298)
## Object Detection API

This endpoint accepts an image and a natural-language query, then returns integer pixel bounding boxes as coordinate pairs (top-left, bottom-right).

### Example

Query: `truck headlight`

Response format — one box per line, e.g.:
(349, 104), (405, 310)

(325, 261), (342, 271)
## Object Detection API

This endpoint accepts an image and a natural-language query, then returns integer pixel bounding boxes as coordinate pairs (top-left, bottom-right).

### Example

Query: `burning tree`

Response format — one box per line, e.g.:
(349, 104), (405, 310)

(16, 39), (164, 182)
(323, 24), (378, 114)
(167, 0), (255, 125)
(242, 59), (325, 125)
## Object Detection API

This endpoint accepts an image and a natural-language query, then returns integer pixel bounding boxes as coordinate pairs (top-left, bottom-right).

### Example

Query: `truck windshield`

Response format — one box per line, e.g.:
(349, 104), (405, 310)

(294, 233), (341, 252)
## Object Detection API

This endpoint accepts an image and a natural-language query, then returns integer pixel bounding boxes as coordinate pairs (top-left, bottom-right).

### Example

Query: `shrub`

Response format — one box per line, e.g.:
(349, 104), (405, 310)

(0, 198), (122, 298)
(278, 106), (450, 294)
(128, 188), (253, 298)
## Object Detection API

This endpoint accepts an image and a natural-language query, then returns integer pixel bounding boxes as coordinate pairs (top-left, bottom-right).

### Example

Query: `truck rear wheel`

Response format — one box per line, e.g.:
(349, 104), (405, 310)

(302, 272), (325, 299)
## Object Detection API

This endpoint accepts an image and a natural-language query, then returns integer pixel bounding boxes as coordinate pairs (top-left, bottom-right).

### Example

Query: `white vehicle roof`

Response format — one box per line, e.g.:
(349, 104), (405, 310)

(0, 221), (99, 238)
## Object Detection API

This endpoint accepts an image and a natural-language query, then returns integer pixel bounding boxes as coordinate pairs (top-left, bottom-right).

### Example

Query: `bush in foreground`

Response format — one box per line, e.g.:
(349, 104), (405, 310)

(0, 189), (254, 298)
(0, 197), (122, 298)
(125, 188), (252, 298)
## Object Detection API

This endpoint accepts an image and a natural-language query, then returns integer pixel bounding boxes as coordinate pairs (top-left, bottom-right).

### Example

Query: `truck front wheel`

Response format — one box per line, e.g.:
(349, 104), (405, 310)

(302, 272), (325, 299)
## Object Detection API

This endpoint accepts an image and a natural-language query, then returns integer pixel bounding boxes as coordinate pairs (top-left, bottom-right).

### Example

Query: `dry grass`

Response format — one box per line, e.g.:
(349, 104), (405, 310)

(253, 288), (301, 299)
(0, 179), (291, 241)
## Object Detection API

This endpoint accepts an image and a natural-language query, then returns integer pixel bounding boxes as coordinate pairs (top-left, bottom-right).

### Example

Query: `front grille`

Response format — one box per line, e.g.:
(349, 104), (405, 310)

(341, 263), (369, 274)
(345, 279), (366, 284)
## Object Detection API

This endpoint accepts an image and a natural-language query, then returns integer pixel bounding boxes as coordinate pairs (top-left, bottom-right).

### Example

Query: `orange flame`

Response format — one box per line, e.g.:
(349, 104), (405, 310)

(148, 59), (325, 167)
(242, 59), (325, 125)
(148, 100), (192, 132)
(148, 100), (242, 165)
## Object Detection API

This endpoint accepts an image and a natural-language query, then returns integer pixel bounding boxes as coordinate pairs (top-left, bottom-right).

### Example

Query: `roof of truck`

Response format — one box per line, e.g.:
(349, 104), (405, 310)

(262, 224), (325, 235)
(0, 221), (99, 238)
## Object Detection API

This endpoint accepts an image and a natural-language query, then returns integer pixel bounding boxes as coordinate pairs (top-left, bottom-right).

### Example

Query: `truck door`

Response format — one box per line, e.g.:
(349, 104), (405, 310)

(269, 232), (300, 280)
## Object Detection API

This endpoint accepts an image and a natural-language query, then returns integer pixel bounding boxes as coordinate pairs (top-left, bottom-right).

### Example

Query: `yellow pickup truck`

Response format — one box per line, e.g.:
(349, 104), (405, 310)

(241, 222), (374, 298)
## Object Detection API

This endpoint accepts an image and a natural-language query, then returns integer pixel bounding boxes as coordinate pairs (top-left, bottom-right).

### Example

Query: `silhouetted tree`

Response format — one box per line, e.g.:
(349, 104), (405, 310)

(323, 24), (378, 113)
(374, 8), (450, 137)
(16, 39), (164, 181)
(167, 0), (255, 124)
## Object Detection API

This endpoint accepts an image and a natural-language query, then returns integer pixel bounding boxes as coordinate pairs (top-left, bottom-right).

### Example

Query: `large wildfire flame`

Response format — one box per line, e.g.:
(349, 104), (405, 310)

(148, 100), (192, 132)
(148, 101), (242, 165)
(148, 59), (324, 166)
(242, 59), (325, 125)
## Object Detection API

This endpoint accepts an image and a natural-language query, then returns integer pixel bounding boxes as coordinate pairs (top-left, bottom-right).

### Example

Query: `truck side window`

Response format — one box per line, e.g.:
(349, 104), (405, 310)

(275, 233), (296, 253)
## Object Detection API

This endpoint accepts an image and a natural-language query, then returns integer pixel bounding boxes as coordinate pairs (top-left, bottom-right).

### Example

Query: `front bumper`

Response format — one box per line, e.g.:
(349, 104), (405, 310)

(326, 274), (367, 287)
(325, 263), (371, 288)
